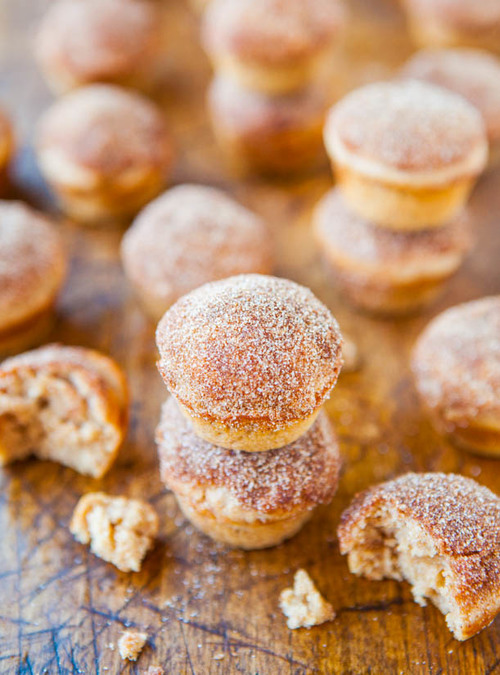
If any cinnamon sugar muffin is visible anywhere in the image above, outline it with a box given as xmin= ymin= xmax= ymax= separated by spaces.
xmin=156 ymin=397 xmax=341 ymax=549
xmin=412 ymin=297 xmax=500 ymax=456
xmin=35 ymin=0 xmax=164 ymax=94
xmin=403 ymin=0 xmax=500 ymax=56
xmin=401 ymin=48 xmax=500 ymax=168
xmin=324 ymin=81 xmax=488 ymax=230
xmin=202 ymin=0 xmax=345 ymax=94
xmin=36 ymin=85 xmax=174 ymax=224
xmin=0 ymin=201 xmax=66 ymax=355
xmin=156 ymin=274 xmax=343 ymax=452
xmin=314 ymin=188 xmax=472 ymax=315
xmin=121 ymin=185 xmax=273 ymax=320
xmin=338 ymin=473 xmax=500 ymax=641
xmin=208 ymin=76 xmax=328 ymax=176
xmin=0 ymin=345 xmax=128 ymax=477
xmin=0 ymin=107 xmax=13 ymax=194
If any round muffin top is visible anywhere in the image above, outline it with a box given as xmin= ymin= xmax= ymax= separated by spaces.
xmin=157 ymin=397 xmax=341 ymax=514
xmin=35 ymin=0 xmax=161 ymax=84
xmin=156 ymin=274 xmax=343 ymax=424
xmin=121 ymin=185 xmax=273 ymax=309
xmin=36 ymin=84 xmax=173 ymax=177
xmin=0 ymin=201 xmax=66 ymax=331
xmin=202 ymin=0 xmax=345 ymax=67
xmin=314 ymin=188 xmax=472 ymax=277
xmin=412 ymin=296 xmax=500 ymax=421
xmin=324 ymin=80 xmax=488 ymax=180
xmin=209 ymin=75 xmax=327 ymax=133
xmin=339 ymin=472 xmax=500 ymax=558
xmin=401 ymin=48 xmax=500 ymax=142
xmin=405 ymin=0 xmax=500 ymax=33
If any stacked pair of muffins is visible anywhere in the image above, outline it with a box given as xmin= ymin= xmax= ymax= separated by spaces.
xmin=154 ymin=274 xmax=343 ymax=549
xmin=202 ymin=0 xmax=345 ymax=176
xmin=314 ymin=80 xmax=488 ymax=315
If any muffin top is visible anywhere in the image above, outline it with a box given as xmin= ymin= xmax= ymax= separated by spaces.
xmin=401 ymin=48 xmax=500 ymax=142
xmin=314 ymin=187 xmax=472 ymax=278
xmin=157 ymin=397 xmax=341 ymax=514
xmin=0 ymin=201 xmax=66 ymax=331
xmin=412 ymin=296 xmax=500 ymax=421
xmin=36 ymin=84 xmax=173 ymax=178
xmin=156 ymin=274 xmax=343 ymax=424
xmin=35 ymin=0 xmax=162 ymax=85
xmin=121 ymin=185 xmax=273 ymax=310
xmin=203 ymin=0 xmax=345 ymax=67
xmin=324 ymin=80 xmax=488 ymax=183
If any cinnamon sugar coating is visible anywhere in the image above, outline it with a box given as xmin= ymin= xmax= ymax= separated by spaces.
xmin=156 ymin=274 xmax=343 ymax=427
xmin=156 ymin=397 xmax=341 ymax=514
xmin=121 ymin=185 xmax=273 ymax=315
xmin=412 ymin=297 xmax=500 ymax=444
xmin=0 ymin=201 xmax=66 ymax=334
xmin=202 ymin=0 xmax=345 ymax=67
xmin=325 ymin=80 xmax=487 ymax=173
xmin=339 ymin=472 xmax=500 ymax=640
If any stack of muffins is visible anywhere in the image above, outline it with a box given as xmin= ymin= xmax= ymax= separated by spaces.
xmin=201 ymin=0 xmax=346 ymax=176
xmin=154 ymin=274 xmax=343 ymax=549
xmin=314 ymin=79 xmax=488 ymax=315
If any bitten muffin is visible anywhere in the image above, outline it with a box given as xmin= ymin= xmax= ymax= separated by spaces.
xmin=70 ymin=492 xmax=158 ymax=572
xmin=208 ymin=76 xmax=329 ymax=176
xmin=313 ymin=188 xmax=472 ymax=316
xmin=338 ymin=472 xmax=500 ymax=641
xmin=156 ymin=397 xmax=341 ymax=549
xmin=156 ymin=274 xmax=343 ymax=452
xmin=403 ymin=0 xmax=500 ymax=56
xmin=412 ymin=297 xmax=500 ymax=457
xmin=121 ymin=184 xmax=273 ymax=320
xmin=401 ymin=48 xmax=500 ymax=168
xmin=0 ymin=344 xmax=128 ymax=477
xmin=324 ymin=80 xmax=488 ymax=230
xmin=0 ymin=201 xmax=66 ymax=356
xmin=36 ymin=85 xmax=174 ymax=224
xmin=35 ymin=0 xmax=164 ymax=94
xmin=0 ymin=107 xmax=14 ymax=193
xmin=202 ymin=0 xmax=345 ymax=94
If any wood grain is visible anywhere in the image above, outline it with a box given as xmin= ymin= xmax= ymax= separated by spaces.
xmin=1 ymin=1 xmax=499 ymax=673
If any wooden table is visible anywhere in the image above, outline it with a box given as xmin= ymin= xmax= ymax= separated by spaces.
xmin=1 ymin=1 xmax=499 ymax=673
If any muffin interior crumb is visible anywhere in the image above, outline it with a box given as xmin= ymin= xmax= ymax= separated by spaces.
xmin=279 ymin=569 xmax=335 ymax=629
xmin=118 ymin=629 xmax=148 ymax=661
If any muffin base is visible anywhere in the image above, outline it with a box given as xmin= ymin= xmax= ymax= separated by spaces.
xmin=178 ymin=402 xmax=320 ymax=452
xmin=176 ymin=494 xmax=313 ymax=549
xmin=407 ymin=16 xmax=500 ymax=57
xmin=334 ymin=164 xmax=475 ymax=230
xmin=431 ymin=414 xmax=500 ymax=458
xmin=0 ymin=307 xmax=54 ymax=359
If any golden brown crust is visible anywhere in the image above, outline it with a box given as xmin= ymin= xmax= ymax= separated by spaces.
xmin=35 ymin=0 xmax=163 ymax=91
xmin=338 ymin=472 xmax=500 ymax=640
xmin=412 ymin=297 xmax=500 ymax=439
xmin=156 ymin=397 xmax=341 ymax=515
xmin=121 ymin=185 xmax=273 ymax=316
xmin=0 ymin=201 xmax=66 ymax=334
xmin=156 ymin=274 xmax=343 ymax=427
xmin=202 ymin=0 xmax=345 ymax=68
xmin=404 ymin=0 xmax=500 ymax=36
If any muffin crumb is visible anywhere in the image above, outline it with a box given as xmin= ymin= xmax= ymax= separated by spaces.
xmin=279 ymin=569 xmax=335 ymax=629
xmin=118 ymin=630 xmax=148 ymax=661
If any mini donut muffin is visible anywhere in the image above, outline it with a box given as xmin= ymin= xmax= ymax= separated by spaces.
xmin=313 ymin=188 xmax=472 ymax=316
xmin=156 ymin=397 xmax=341 ymax=549
xmin=412 ymin=297 xmax=500 ymax=457
xmin=0 ymin=344 xmax=128 ymax=477
xmin=338 ymin=472 xmax=500 ymax=641
xmin=202 ymin=0 xmax=345 ymax=95
xmin=34 ymin=0 xmax=164 ymax=94
xmin=35 ymin=84 xmax=174 ymax=224
xmin=0 ymin=107 xmax=14 ymax=194
xmin=324 ymin=80 xmax=488 ymax=230
xmin=121 ymin=185 xmax=273 ymax=320
xmin=401 ymin=48 xmax=500 ymax=168
xmin=403 ymin=0 xmax=500 ymax=56
xmin=156 ymin=274 xmax=343 ymax=452
xmin=208 ymin=76 xmax=329 ymax=176
xmin=0 ymin=201 xmax=66 ymax=356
